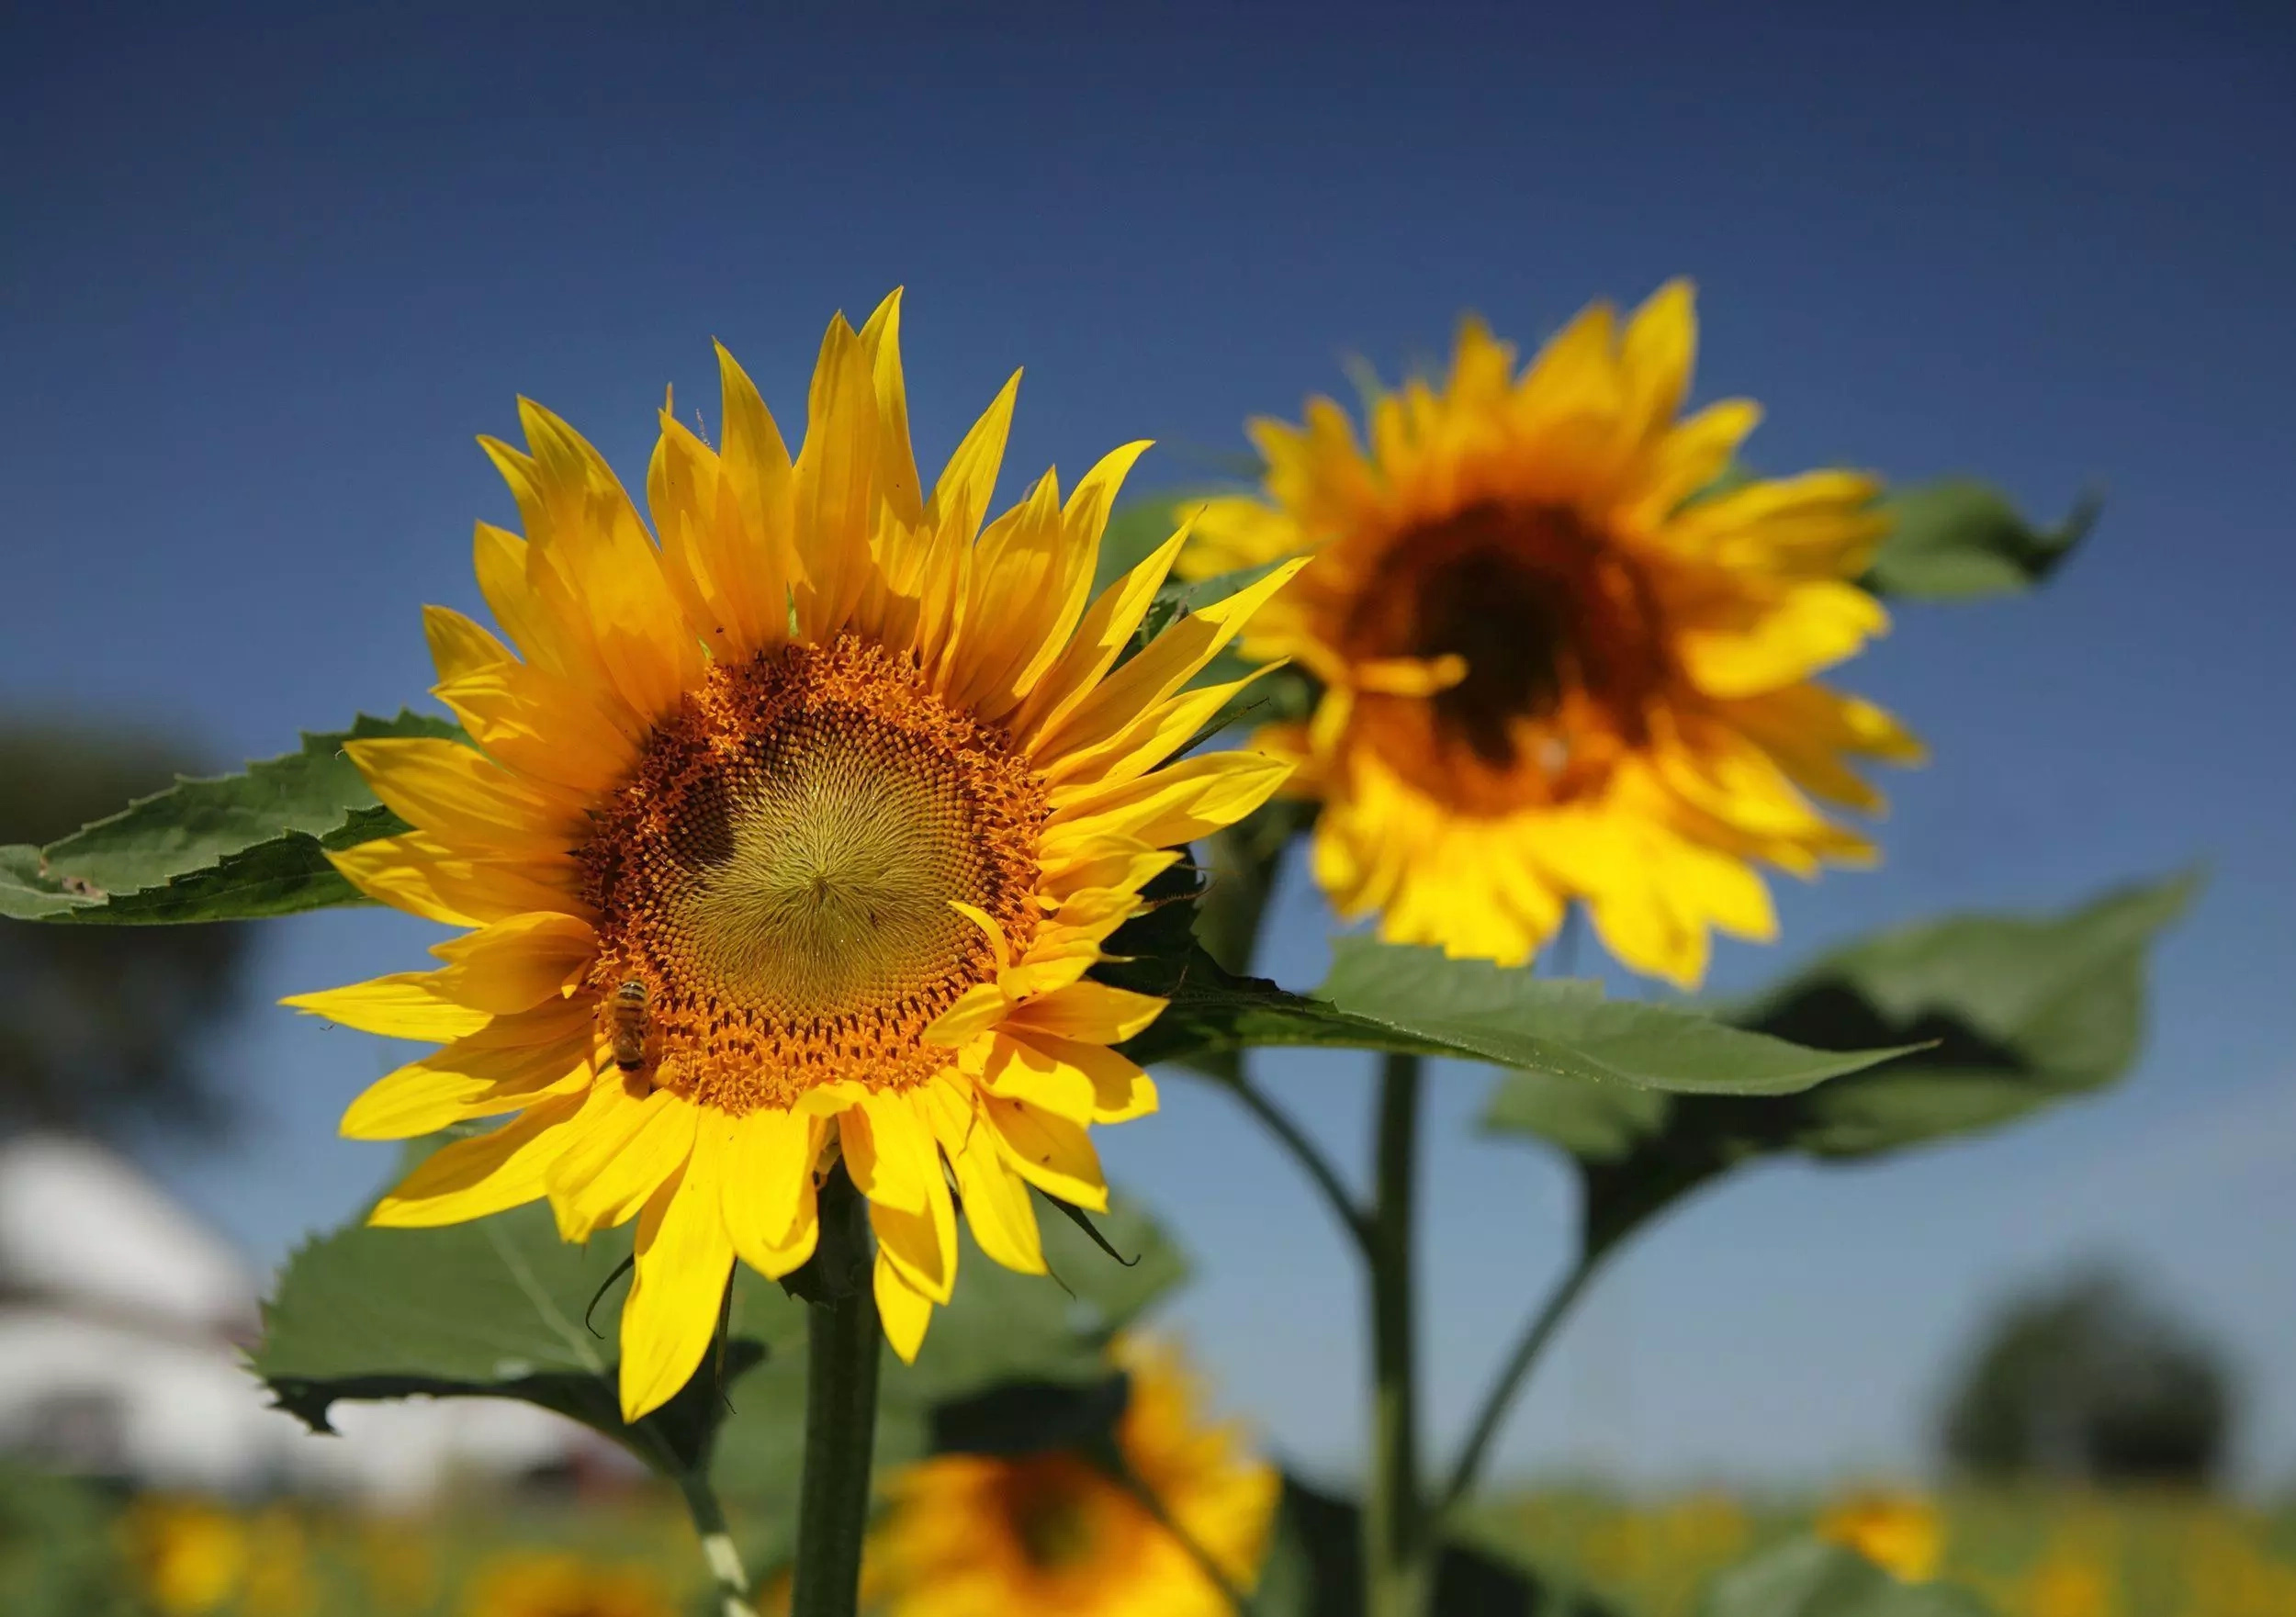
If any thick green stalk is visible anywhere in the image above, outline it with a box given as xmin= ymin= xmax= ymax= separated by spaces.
xmin=1365 ymin=1050 xmax=1429 ymax=1617
xmin=790 ymin=1170 xmax=882 ymax=1617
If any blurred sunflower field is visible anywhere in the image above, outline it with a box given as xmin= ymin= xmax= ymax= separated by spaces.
xmin=15 ymin=1468 xmax=2294 ymax=1617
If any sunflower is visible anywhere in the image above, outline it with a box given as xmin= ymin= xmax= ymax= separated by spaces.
xmin=871 ymin=1339 xmax=1278 ymax=1617
xmin=285 ymin=293 xmax=1299 ymax=1419
xmin=1817 ymin=1491 xmax=1943 ymax=1582
xmin=1179 ymin=282 xmax=1921 ymax=986
xmin=459 ymin=1552 xmax=678 ymax=1617
xmin=122 ymin=1497 xmax=248 ymax=1617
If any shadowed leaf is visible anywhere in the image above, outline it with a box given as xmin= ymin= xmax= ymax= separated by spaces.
xmin=1866 ymin=479 xmax=2099 ymax=601
xmin=1103 ymin=877 xmax=1915 ymax=1098
xmin=1484 ymin=875 xmax=2194 ymax=1254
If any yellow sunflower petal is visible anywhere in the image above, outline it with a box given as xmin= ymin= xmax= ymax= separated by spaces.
xmin=471 ymin=521 xmax=598 ymax=689
xmin=1000 ymin=981 xmax=1164 ymax=1045
xmin=920 ymin=1074 xmax=1046 ymax=1275
xmin=1030 ymin=558 xmax=1308 ymax=765
xmin=433 ymin=659 xmax=639 ymax=795
xmin=422 ymin=604 xmax=512 ymax=684
xmin=1177 ymin=495 xmax=1308 ymax=581
xmin=974 ymin=1033 xmax=1096 ymax=1123
xmin=1008 ymin=529 xmax=1189 ymax=745
xmin=873 ymin=1249 xmax=934 ymax=1364
xmin=547 ymin=1084 xmax=698 ymax=1241
xmin=869 ymin=1120 xmax=958 ymax=1305
xmin=1005 ymin=1028 xmax=1159 ymax=1124
xmin=1042 ymin=749 xmax=1294 ymax=855
xmin=501 ymin=399 xmax=706 ymax=722
xmin=346 ymin=737 xmax=585 ymax=855
xmin=340 ymin=1001 xmax=594 ymax=1140
xmin=793 ymin=309 xmax=895 ymax=641
xmin=618 ymin=1145 xmax=735 ymax=1421
xmin=326 ymin=832 xmax=587 ymax=929
xmin=720 ymin=1107 xmax=820 ymax=1272
xmin=1676 ymin=579 xmax=1891 ymax=698
xmin=983 ymin=1094 xmax=1109 ymax=1211
xmin=929 ymin=370 xmax=1021 ymax=544
xmin=423 ymin=911 xmax=596 ymax=1016
xmin=280 ymin=973 xmax=491 ymax=1041
xmin=839 ymin=1090 xmax=938 ymax=1216
xmin=367 ymin=1089 xmax=588 ymax=1228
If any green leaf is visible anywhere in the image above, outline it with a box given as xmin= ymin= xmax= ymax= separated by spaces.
xmin=1866 ymin=479 xmax=2100 ymax=601
xmin=1483 ymin=874 xmax=2194 ymax=1254
xmin=1255 ymin=1475 xmax=1620 ymax=1617
xmin=1105 ymin=892 xmax=1915 ymax=1098
xmin=253 ymin=1198 xmax=793 ymax=1479
xmin=1697 ymin=1539 xmax=1998 ymax=1617
xmin=0 ymin=711 xmax=459 ymax=925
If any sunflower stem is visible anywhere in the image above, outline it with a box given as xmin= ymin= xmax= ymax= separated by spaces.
xmin=1365 ymin=1050 xmax=1430 ymax=1617
xmin=675 ymin=1470 xmax=759 ymax=1617
xmin=1229 ymin=1073 xmax=1371 ymax=1252
xmin=790 ymin=1167 xmax=881 ymax=1617
xmin=1435 ymin=1242 xmax=1604 ymax=1522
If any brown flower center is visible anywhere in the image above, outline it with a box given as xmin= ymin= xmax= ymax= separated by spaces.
xmin=1003 ymin=1459 xmax=1104 ymax=1570
xmin=1341 ymin=501 xmax=1670 ymax=814
xmin=580 ymin=638 xmax=1046 ymax=1113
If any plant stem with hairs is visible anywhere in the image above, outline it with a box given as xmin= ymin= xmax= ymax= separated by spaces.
xmin=790 ymin=1166 xmax=883 ymax=1617
xmin=1365 ymin=1050 xmax=1430 ymax=1617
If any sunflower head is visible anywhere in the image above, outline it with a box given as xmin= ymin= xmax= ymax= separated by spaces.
xmin=459 ymin=1552 xmax=679 ymax=1617
xmin=286 ymin=293 xmax=1299 ymax=1419
xmin=1182 ymin=282 xmax=1922 ymax=986
xmin=1817 ymin=1491 xmax=1944 ymax=1583
xmin=123 ymin=1498 xmax=249 ymax=1617
xmin=872 ymin=1339 xmax=1279 ymax=1617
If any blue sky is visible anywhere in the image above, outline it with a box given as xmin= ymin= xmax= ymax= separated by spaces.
xmin=5 ymin=5 xmax=2291 ymax=1488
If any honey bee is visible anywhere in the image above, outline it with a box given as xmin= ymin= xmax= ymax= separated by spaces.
xmin=608 ymin=979 xmax=650 ymax=1074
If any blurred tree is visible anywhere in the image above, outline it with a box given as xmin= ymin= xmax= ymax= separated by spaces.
xmin=0 ymin=722 xmax=250 ymax=1143
xmin=1939 ymin=1269 xmax=2234 ymax=1487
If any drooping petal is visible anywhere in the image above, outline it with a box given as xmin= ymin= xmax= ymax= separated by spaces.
xmin=839 ymin=1090 xmax=938 ymax=1215
xmin=919 ymin=1073 xmax=1045 ymax=1276
xmin=547 ymin=1084 xmax=699 ymax=1241
xmin=982 ymin=1093 xmax=1109 ymax=1211
xmin=720 ymin=1106 xmax=820 ymax=1273
xmin=874 ymin=1249 xmax=934 ymax=1364
xmin=618 ymin=1143 xmax=736 ymax=1420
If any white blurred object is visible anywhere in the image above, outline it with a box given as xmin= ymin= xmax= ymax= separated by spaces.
xmin=0 ymin=1133 xmax=608 ymax=1499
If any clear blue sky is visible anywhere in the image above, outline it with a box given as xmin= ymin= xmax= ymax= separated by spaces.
xmin=6 ymin=5 xmax=2291 ymax=1489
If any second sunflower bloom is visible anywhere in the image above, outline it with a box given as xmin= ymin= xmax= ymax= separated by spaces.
xmin=1182 ymin=282 xmax=1921 ymax=986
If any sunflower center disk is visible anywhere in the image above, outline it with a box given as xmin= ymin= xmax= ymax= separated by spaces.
xmin=1343 ymin=500 xmax=1669 ymax=815
xmin=1004 ymin=1460 xmax=1103 ymax=1570
xmin=581 ymin=639 xmax=1046 ymax=1113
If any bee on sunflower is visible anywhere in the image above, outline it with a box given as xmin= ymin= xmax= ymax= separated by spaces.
xmin=1179 ymin=282 xmax=1921 ymax=986
xmin=285 ymin=293 xmax=1300 ymax=1420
